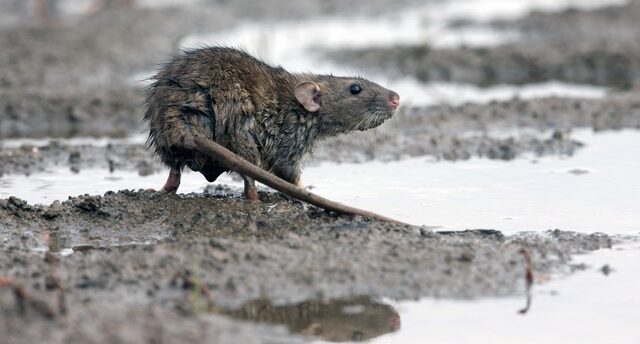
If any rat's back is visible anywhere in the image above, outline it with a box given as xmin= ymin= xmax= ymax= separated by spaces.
xmin=144 ymin=47 xmax=280 ymax=172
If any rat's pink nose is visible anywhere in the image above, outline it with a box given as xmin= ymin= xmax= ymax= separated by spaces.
xmin=389 ymin=91 xmax=400 ymax=109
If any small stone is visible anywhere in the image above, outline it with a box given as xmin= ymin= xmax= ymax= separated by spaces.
xmin=43 ymin=200 xmax=63 ymax=220
xmin=568 ymin=168 xmax=589 ymax=175
xmin=137 ymin=161 xmax=154 ymax=177
xmin=600 ymin=264 xmax=612 ymax=276
xmin=76 ymin=196 xmax=102 ymax=212
xmin=69 ymin=151 xmax=81 ymax=164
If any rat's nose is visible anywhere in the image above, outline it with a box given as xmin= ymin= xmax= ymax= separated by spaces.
xmin=389 ymin=91 xmax=400 ymax=109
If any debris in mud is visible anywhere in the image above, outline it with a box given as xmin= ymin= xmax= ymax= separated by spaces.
xmin=518 ymin=248 xmax=534 ymax=315
xmin=0 ymin=277 xmax=57 ymax=319
xmin=75 ymin=195 xmax=104 ymax=213
xmin=600 ymin=264 xmax=613 ymax=276
xmin=436 ymin=229 xmax=505 ymax=240
xmin=568 ymin=168 xmax=590 ymax=175
xmin=42 ymin=201 xmax=63 ymax=220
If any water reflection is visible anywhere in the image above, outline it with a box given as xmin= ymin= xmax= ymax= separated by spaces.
xmin=225 ymin=296 xmax=400 ymax=342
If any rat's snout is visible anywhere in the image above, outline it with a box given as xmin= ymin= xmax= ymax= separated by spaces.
xmin=388 ymin=91 xmax=400 ymax=110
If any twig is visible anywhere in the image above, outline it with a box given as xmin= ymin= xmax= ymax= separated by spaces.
xmin=518 ymin=249 xmax=534 ymax=315
xmin=0 ymin=276 xmax=56 ymax=318
xmin=189 ymin=134 xmax=410 ymax=225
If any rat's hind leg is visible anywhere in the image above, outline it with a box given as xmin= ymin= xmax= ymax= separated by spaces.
xmin=241 ymin=175 xmax=259 ymax=202
xmin=161 ymin=168 xmax=181 ymax=193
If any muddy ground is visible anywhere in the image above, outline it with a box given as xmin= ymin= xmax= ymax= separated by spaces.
xmin=1 ymin=1 xmax=639 ymax=343
xmin=0 ymin=192 xmax=614 ymax=343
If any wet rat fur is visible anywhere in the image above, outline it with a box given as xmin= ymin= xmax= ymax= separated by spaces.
xmin=144 ymin=47 xmax=400 ymax=200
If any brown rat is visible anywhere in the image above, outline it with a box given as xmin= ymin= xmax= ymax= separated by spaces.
xmin=144 ymin=47 xmax=400 ymax=201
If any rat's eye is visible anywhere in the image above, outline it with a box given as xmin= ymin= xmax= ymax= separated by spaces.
xmin=349 ymin=84 xmax=362 ymax=95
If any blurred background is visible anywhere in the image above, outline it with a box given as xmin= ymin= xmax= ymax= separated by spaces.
xmin=0 ymin=0 xmax=638 ymax=139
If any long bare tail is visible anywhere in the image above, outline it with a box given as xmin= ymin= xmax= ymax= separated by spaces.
xmin=188 ymin=134 xmax=410 ymax=226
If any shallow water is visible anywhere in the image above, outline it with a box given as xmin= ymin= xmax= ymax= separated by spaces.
xmin=388 ymin=80 xmax=607 ymax=107
xmin=360 ymin=243 xmax=640 ymax=344
xmin=2 ymin=129 xmax=638 ymax=235
xmin=306 ymin=130 xmax=640 ymax=234
xmin=200 ymin=242 xmax=640 ymax=344
xmin=0 ymin=167 xmax=227 ymax=205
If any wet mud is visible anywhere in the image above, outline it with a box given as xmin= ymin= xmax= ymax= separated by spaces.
xmin=0 ymin=191 xmax=613 ymax=343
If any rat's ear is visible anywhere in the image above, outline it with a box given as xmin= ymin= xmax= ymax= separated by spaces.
xmin=294 ymin=81 xmax=322 ymax=112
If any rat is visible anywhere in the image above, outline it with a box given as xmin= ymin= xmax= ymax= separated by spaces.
xmin=144 ymin=47 xmax=400 ymax=201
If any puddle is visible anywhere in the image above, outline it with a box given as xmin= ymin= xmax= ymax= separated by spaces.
xmin=366 ymin=243 xmax=640 ymax=344
xmin=223 ymin=296 xmax=400 ymax=342
xmin=392 ymin=80 xmax=607 ymax=107
xmin=0 ymin=168 xmax=241 ymax=205
xmin=2 ymin=130 xmax=638 ymax=234
xmin=180 ymin=4 xmax=515 ymax=54
xmin=209 ymin=242 xmax=639 ymax=344
xmin=305 ymin=130 xmax=640 ymax=234
xmin=182 ymin=0 xmax=629 ymax=52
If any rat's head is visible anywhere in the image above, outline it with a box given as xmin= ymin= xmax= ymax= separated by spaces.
xmin=293 ymin=75 xmax=400 ymax=135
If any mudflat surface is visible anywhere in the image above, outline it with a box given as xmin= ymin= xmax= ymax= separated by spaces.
xmin=0 ymin=191 xmax=613 ymax=343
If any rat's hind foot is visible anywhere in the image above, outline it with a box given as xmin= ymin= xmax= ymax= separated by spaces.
xmin=161 ymin=168 xmax=181 ymax=193
xmin=242 ymin=175 xmax=259 ymax=202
